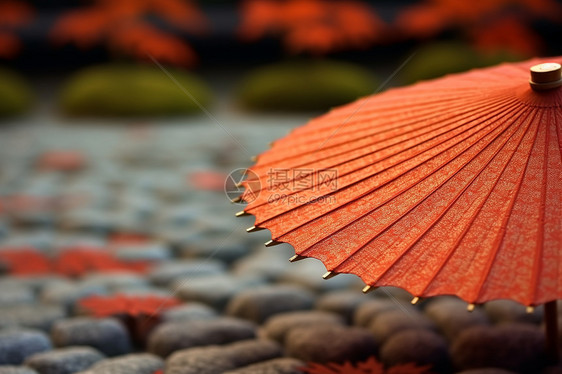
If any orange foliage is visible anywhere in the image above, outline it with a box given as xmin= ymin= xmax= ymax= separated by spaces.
xmin=0 ymin=0 xmax=34 ymax=27
xmin=470 ymin=15 xmax=543 ymax=57
xmin=0 ymin=31 xmax=21 ymax=59
xmin=0 ymin=0 xmax=34 ymax=58
xmin=109 ymin=22 xmax=197 ymax=66
xmin=396 ymin=0 xmax=561 ymax=55
xmin=238 ymin=0 xmax=384 ymax=55
xmin=51 ymin=0 xmax=206 ymax=66
xmin=302 ymin=356 xmax=433 ymax=374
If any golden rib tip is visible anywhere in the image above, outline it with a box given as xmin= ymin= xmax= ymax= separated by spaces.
xmin=411 ymin=297 xmax=420 ymax=305
xmin=362 ymin=285 xmax=374 ymax=294
xmin=235 ymin=181 xmax=244 ymax=188
xmin=264 ymin=240 xmax=281 ymax=247
xmin=230 ymin=196 xmax=243 ymax=204
xmin=246 ymin=226 xmax=264 ymax=233
xmin=467 ymin=303 xmax=476 ymax=312
xmin=268 ymin=141 xmax=275 ymax=147
xmin=235 ymin=211 xmax=250 ymax=217
xmin=322 ymin=271 xmax=338 ymax=280
xmin=250 ymin=155 xmax=258 ymax=162
xmin=526 ymin=306 xmax=535 ymax=314
xmin=289 ymin=254 xmax=306 ymax=262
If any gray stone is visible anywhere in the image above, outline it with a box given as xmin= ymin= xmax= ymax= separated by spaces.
xmin=424 ymin=297 xmax=490 ymax=340
xmin=263 ymin=311 xmax=344 ymax=343
xmin=484 ymin=300 xmax=542 ymax=324
xmin=368 ymin=309 xmax=436 ymax=344
xmin=278 ymin=261 xmax=360 ymax=292
xmin=161 ymin=303 xmax=217 ymax=323
xmin=147 ymin=317 xmax=257 ymax=357
xmin=315 ymin=291 xmax=366 ymax=324
xmin=353 ymin=298 xmax=406 ymax=327
xmin=285 ymin=325 xmax=377 ymax=364
xmin=51 ymin=318 xmax=132 ymax=357
xmin=0 ymin=367 xmax=39 ymax=374
xmin=76 ymin=353 xmax=163 ymax=374
xmin=80 ymin=273 xmax=148 ymax=292
xmin=40 ymin=282 xmax=106 ymax=309
xmin=149 ymin=260 xmax=225 ymax=287
xmin=0 ymin=305 xmax=66 ymax=331
xmin=379 ymin=329 xmax=450 ymax=373
xmin=173 ymin=275 xmax=263 ymax=310
xmin=451 ymin=323 xmax=546 ymax=372
xmin=165 ymin=339 xmax=282 ymax=374
xmin=0 ymin=285 xmax=35 ymax=306
xmin=231 ymin=248 xmax=292 ymax=281
xmin=179 ymin=238 xmax=250 ymax=264
xmin=226 ymin=286 xmax=315 ymax=323
xmin=223 ymin=358 xmax=306 ymax=374
xmin=114 ymin=243 xmax=171 ymax=262
xmin=25 ymin=347 xmax=104 ymax=374
xmin=0 ymin=329 xmax=51 ymax=365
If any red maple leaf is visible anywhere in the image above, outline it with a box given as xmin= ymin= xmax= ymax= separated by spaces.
xmin=79 ymin=294 xmax=181 ymax=318
xmin=53 ymin=249 xmax=149 ymax=277
xmin=0 ymin=248 xmax=51 ymax=276
xmin=302 ymin=357 xmax=433 ymax=374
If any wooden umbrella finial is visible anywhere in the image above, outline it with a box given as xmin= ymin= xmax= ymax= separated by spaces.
xmin=529 ymin=63 xmax=562 ymax=90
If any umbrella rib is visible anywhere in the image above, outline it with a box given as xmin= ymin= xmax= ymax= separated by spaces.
xmin=289 ymin=102 xmax=525 ymax=267
xmin=246 ymin=96 xmax=517 ymax=208
xmin=528 ymin=109 xmax=549 ymax=305
xmin=249 ymin=98 xmax=521 ymax=226
xmin=253 ymin=95 xmax=506 ymax=170
xmin=468 ymin=109 xmax=541 ymax=303
xmin=417 ymin=108 xmax=539 ymax=301
xmin=287 ymin=92 xmax=483 ymax=140
xmin=328 ymin=105 xmax=533 ymax=282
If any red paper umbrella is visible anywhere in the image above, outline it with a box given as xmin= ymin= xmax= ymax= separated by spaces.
xmin=239 ymin=58 xmax=562 ymax=358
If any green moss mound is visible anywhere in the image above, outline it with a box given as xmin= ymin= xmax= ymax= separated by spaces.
xmin=400 ymin=42 xmax=525 ymax=85
xmin=60 ymin=64 xmax=212 ymax=117
xmin=0 ymin=68 xmax=33 ymax=117
xmin=237 ymin=60 xmax=378 ymax=112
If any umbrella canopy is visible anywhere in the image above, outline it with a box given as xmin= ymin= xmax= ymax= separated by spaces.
xmin=239 ymin=57 xmax=562 ymax=309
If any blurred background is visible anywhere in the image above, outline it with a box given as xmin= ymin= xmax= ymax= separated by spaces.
xmin=0 ymin=0 xmax=561 ymax=286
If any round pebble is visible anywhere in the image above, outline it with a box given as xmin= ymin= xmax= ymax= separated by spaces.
xmin=223 ymin=357 xmax=306 ymax=374
xmin=368 ymin=309 xmax=436 ymax=344
xmin=173 ymin=275 xmax=262 ymax=310
xmin=147 ymin=317 xmax=257 ymax=357
xmin=451 ymin=323 xmax=546 ymax=372
xmin=149 ymin=260 xmax=225 ymax=287
xmin=0 ymin=367 xmax=39 ymax=374
xmin=51 ymin=317 xmax=132 ymax=357
xmin=24 ymin=346 xmax=104 ymax=374
xmin=75 ymin=353 xmax=163 ymax=374
xmin=165 ymin=339 xmax=282 ymax=374
xmin=226 ymin=285 xmax=315 ymax=323
xmin=484 ymin=300 xmax=543 ymax=325
xmin=424 ymin=297 xmax=490 ymax=341
xmin=0 ymin=329 xmax=52 ymax=365
xmin=263 ymin=311 xmax=344 ymax=343
xmin=285 ymin=325 xmax=377 ymax=364
xmin=379 ymin=329 xmax=450 ymax=373
xmin=161 ymin=303 xmax=217 ymax=322
xmin=0 ymin=305 xmax=66 ymax=331
xmin=352 ymin=298 xmax=405 ymax=327
xmin=315 ymin=291 xmax=366 ymax=323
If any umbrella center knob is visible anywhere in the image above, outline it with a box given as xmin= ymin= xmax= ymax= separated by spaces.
xmin=529 ymin=63 xmax=562 ymax=90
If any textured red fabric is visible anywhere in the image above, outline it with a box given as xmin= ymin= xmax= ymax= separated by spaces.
xmin=241 ymin=57 xmax=562 ymax=306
